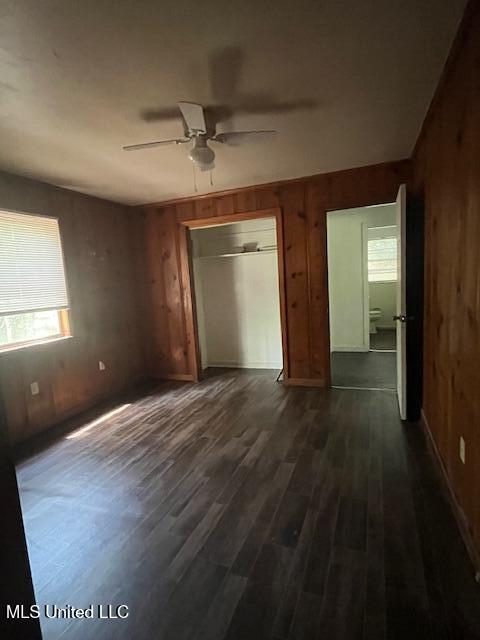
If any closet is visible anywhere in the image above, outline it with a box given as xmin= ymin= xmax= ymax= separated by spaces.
xmin=191 ymin=217 xmax=283 ymax=372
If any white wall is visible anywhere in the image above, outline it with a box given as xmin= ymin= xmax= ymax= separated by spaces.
xmin=192 ymin=219 xmax=282 ymax=369
xmin=327 ymin=204 xmax=396 ymax=351
xmin=193 ymin=218 xmax=277 ymax=257
xmin=369 ymin=282 xmax=396 ymax=328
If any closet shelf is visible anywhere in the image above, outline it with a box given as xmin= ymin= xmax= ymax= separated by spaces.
xmin=197 ymin=248 xmax=277 ymax=259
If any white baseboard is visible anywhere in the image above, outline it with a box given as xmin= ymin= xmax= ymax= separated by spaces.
xmin=331 ymin=346 xmax=369 ymax=353
xmin=206 ymin=361 xmax=283 ymax=370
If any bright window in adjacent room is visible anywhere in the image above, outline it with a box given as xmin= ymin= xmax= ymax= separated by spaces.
xmin=0 ymin=210 xmax=71 ymax=350
xmin=367 ymin=225 xmax=397 ymax=282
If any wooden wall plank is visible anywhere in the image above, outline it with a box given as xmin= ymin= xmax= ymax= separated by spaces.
xmin=194 ymin=198 xmax=215 ymax=219
xmin=177 ymin=225 xmax=200 ymax=381
xmin=234 ymin=190 xmax=256 ymax=213
xmin=305 ymin=179 xmax=329 ymax=382
xmin=255 ymin=187 xmax=280 ymax=210
xmin=140 ymin=160 xmax=409 ymax=385
xmin=158 ymin=207 xmax=189 ymax=375
xmin=280 ymin=183 xmax=310 ymax=379
xmin=214 ymin=194 xmax=235 ymax=217
xmin=0 ymin=358 xmax=28 ymax=441
xmin=0 ymin=170 xmax=145 ymax=444
xmin=176 ymin=201 xmax=196 ymax=222
xmin=143 ymin=207 xmax=172 ymax=375
xmin=413 ymin=0 xmax=480 ymax=561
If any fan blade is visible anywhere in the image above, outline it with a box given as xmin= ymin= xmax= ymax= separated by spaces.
xmin=178 ymin=102 xmax=207 ymax=135
xmin=212 ymin=130 xmax=276 ymax=144
xmin=123 ymin=138 xmax=189 ymax=151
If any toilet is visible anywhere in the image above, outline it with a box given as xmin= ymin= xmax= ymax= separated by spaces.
xmin=369 ymin=308 xmax=382 ymax=334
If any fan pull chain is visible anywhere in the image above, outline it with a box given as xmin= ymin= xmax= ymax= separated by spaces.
xmin=192 ymin=162 xmax=198 ymax=193
xmin=210 ymin=171 xmax=214 ymax=187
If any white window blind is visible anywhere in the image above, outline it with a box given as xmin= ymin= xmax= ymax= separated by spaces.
xmin=0 ymin=210 xmax=69 ymax=316
xmin=367 ymin=236 xmax=397 ymax=282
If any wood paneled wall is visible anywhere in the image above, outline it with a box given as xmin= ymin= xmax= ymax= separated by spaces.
xmin=138 ymin=160 xmax=410 ymax=385
xmin=0 ymin=171 xmax=145 ymax=444
xmin=413 ymin=1 xmax=480 ymax=562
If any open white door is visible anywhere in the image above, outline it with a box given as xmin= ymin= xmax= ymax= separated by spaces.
xmin=395 ymin=184 xmax=407 ymax=419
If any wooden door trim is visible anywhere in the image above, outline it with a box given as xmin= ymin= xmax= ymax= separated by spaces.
xmin=177 ymin=224 xmax=201 ymax=382
xmin=180 ymin=207 xmax=290 ymax=382
xmin=180 ymin=208 xmax=280 ymax=229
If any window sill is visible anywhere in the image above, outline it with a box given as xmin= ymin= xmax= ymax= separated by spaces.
xmin=0 ymin=335 xmax=73 ymax=355
xmin=368 ymin=280 xmax=398 ymax=284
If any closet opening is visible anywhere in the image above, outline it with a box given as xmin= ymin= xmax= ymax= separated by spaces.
xmin=181 ymin=208 xmax=288 ymax=383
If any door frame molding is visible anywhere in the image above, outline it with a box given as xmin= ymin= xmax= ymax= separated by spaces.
xmin=178 ymin=207 xmax=290 ymax=383
xmin=361 ymin=222 xmax=371 ymax=351
xmin=325 ymin=201 xmax=399 ymax=388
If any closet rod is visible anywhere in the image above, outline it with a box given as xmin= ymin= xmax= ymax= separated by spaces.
xmin=197 ymin=249 xmax=277 ymax=259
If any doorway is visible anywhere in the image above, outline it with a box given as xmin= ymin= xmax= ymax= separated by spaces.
xmin=327 ymin=202 xmax=398 ymax=392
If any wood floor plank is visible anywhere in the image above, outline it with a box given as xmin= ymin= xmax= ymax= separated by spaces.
xmin=156 ymin=555 xmax=227 ymax=640
xmin=231 ymin=461 xmax=294 ymax=577
xmin=269 ymin=491 xmax=309 ymax=549
xmin=194 ymin=573 xmax=248 ymax=640
xmin=13 ymin=370 xmax=480 ymax=640
xmin=381 ymin=392 xmax=433 ymax=640
xmin=334 ymin=496 xmax=368 ymax=551
xmin=316 ymin=545 xmax=367 ymax=640
xmin=272 ymin=507 xmax=319 ymax=638
xmin=224 ymin=542 xmax=294 ymax=640
xmin=287 ymin=590 xmax=322 ymax=640
xmin=364 ymin=393 xmax=387 ymax=640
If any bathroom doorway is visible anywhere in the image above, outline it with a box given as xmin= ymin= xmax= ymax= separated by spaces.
xmin=367 ymin=224 xmax=397 ymax=353
xmin=326 ymin=202 xmax=398 ymax=391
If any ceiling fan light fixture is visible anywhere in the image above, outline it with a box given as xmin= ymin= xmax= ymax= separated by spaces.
xmin=197 ymin=160 xmax=215 ymax=172
xmin=122 ymin=102 xmax=277 ymax=176
xmin=189 ymin=136 xmax=215 ymax=172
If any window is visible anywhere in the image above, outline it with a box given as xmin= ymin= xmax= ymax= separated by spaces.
xmin=367 ymin=226 xmax=397 ymax=282
xmin=0 ymin=210 xmax=70 ymax=350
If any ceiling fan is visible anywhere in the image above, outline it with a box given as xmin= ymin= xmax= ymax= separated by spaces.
xmin=123 ymin=101 xmax=276 ymax=172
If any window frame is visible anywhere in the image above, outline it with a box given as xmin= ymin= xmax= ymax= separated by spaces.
xmin=0 ymin=208 xmax=72 ymax=353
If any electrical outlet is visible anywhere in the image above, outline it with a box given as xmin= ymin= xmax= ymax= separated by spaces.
xmin=98 ymin=361 xmax=106 ymax=371
xmin=459 ymin=436 xmax=466 ymax=464
xmin=30 ymin=382 xmax=39 ymax=396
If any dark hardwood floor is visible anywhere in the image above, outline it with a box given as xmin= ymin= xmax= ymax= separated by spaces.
xmin=15 ymin=369 xmax=480 ymax=640
xmin=331 ymin=351 xmax=396 ymax=389
xmin=370 ymin=329 xmax=396 ymax=351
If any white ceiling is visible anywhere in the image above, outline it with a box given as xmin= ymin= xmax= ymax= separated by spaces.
xmin=0 ymin=0 xmax=466 ymax=205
